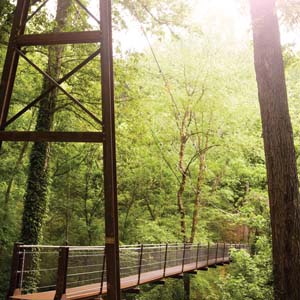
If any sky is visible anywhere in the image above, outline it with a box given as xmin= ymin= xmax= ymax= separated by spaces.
xmin=119 ymin=0 xmax=251 ymax=52
xmin=39 ymin=0 xmax=300 ymax=53
xmin=43 ymin=0 xmax=252 ymax=52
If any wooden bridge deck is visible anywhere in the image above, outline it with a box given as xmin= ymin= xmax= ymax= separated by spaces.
xmin=10 ymin=258 xmax=228 ymax=300
xmin=7 ymin=243 xmax=247 ymax=300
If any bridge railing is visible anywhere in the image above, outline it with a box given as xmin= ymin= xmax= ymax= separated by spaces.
xmin=7 ymin=242 xmax=249 ymax=299
xmin=67 ymin=246 xmax=106 ymax=289
xmin=7 ymin=244 xmax=60 ymax=296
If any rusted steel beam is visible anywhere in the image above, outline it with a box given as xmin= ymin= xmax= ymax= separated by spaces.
xmin=54 ymin=247 xmax=69 ymax=300
xmin=0 ymin=131 xmax=104 ymax=143
xmin=100 ymin=0 xmax=121 ymax=299
xmin=16 ymin=31 xmax=102 ymax=46
xmin=0 ymin=0 xmax=31 ymax=149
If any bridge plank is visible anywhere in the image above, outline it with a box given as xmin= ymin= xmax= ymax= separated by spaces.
xmin=10 ymin=257 xmax=230 ymax=300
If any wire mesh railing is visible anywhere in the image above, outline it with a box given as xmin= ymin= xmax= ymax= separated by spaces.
xmin=12 ymin=245 xmax=60 ymax=294
xmin=7 ymin=242 xmax=249 ymax=299
xmin=67 ymin=246 xmax=106 ymax=289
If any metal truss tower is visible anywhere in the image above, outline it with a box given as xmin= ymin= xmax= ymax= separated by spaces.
xmin=0 ymin=0 xmax=121 ymax=299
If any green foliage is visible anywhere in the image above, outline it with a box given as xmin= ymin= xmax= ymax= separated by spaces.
xmin=0 ymin=0 xmax=13 ymax=44
xmin=139 ymin=280 xmax=183 ymax=300
xmin=4 ymin=0 xmax=300 ymax=299
xmin=219 ymin=237 xmax=273 ymax=300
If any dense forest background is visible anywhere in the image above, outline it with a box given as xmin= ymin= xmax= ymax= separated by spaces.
xmin=0 ymin=0 xmax=299 ymax=299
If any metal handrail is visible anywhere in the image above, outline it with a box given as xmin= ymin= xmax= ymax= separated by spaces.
xmin=7 ymin=242 xmax=250 ymax=299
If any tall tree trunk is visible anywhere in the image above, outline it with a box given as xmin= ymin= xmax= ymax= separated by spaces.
xmin=183 ymin=274 xmax=190 ymax=300
xmin=176 ymin=111 xmax=190 ymax=300
xmin=5 ymin=114 xmax=35 ymax=206
xmin=20 ymin=1 xmax=71 ymax=291
xmin=21 ymin=0 xmax=71 ymax=244
xmin=190 ymin=133 xmax=208 ymax=244
xmin=249 ymin=1 xmax=300 ymax=299
xmin=5 ymin=142 xmax=29 ymax=204
xmin=177 ymin=110 xmax=191 ymax=242
xmin=84 ymin=164 xmax=93 ymax=245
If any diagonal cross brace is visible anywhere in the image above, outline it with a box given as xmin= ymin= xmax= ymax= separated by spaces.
xmin=26 ymin=0 xmax=49 ymax=23
xmin=16 ymin=48 xmax=103 ymax=126
xmin=74 ymin=0 xmax=100 ymax=25
xmin=5 ymin=48 xmax=101 ymax=128
xmin=28 ymin=0 xmax=100 ymax=28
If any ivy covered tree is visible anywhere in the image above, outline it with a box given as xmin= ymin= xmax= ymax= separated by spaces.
xmin=2 ymin=0 xmax=300 ymax=299
xmin=21 ymin=0 xmax=72 ymax=246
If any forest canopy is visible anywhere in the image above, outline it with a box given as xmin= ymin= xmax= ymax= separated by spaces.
xmin=1 ymin=0 xmax=300 ymax=299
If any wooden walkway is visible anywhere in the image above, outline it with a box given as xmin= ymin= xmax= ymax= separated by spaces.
xmin=7 ymin=243 xmax=247 ymax=300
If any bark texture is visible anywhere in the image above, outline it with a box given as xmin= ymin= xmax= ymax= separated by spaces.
xmin=190 ymin=132 xmax=208 ymax=243
xmin=183 ymin=273 xmax=190 ymax=300
xmin=177 ymin=110 xmax=191 ymax=242
xmin=250 ymin=1 xmax=300 ymax=299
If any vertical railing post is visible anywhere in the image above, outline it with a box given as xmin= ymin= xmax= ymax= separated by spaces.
xmin=160 ymin=243 xmax=162 ymax=269
xmin=215 ymin=242 xmax=219 ymax=265
xmin=182 ymin=243 xmax=186 ymax=273
xmin=163 ymin=244 xmax=168 ymax=277
xmin=223 ymin=242 xmax=226 ymax=262
xmin=6 ymin=243 xmax=24 ymax=300
xmin=100 ymin=251 xmax=106 ymax=295
xmin=54 ymin=246 xmax=69 ymax=300
xmin=206 ymin=242 xmax=210 ymax=267
xmin=137 ymin=244 xmax=144 ymax=285
xmin=19 ymin=247 xmax=26 ymax=293
xmin=196 ymin=243 xmax=200 ymax=269
xmin=176 ymin=243 xmax=178 ymax=265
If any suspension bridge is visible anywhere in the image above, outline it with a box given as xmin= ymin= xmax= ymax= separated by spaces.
xmin=7 ymin=242 xmax=248 ymax=300
xmin=1 ymin=1 xmax=251 ymax=300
